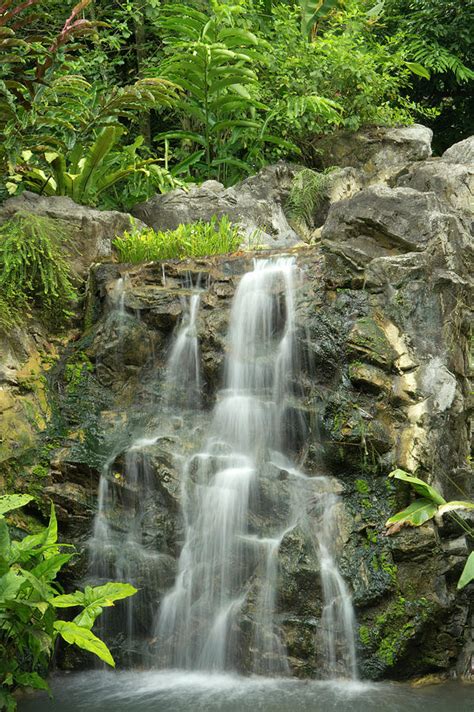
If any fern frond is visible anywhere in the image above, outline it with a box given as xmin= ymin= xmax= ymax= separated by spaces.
xmin=286 ymin=167 xmax=335 ymax=226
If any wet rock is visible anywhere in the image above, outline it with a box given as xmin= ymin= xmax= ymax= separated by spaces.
xmin=348 ymin=362 xmax=392 ymax=394
xmin=346 ymin=317 xmax=396 ymax=371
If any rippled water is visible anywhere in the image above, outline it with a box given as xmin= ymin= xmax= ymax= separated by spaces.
xmin=18 ymin=671 xmax=473 ymax=712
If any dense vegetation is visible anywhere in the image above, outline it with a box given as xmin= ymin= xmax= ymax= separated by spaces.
xmin=0 ymin=494 xmax=136 ymax=710
xmin=1 ymin=0 xmax=472 ymax=210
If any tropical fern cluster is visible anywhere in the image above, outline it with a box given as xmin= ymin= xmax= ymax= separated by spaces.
xmin=286 ymin=167 xmax=335 ymax=229
xmin=0 ymin=213 xmax=76 ymax=330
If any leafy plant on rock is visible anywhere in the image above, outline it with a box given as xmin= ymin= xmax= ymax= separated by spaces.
xmin=113 ymin=215 xmax=243 ymax=263
xmin=0 ymin=493 xmax=136 ymax=711
xmin=0 ymin=213 xmax=76 ymax=330
xmin=385 ymin=469 xmax=474 ymax=590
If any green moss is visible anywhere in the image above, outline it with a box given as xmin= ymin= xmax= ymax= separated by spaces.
xmin=355 ymin=478 xmax=369 ymax=494
xmin=362 ymin=596 xmax=433 ymax=669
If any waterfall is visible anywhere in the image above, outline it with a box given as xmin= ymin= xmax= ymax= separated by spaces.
xmin=88 ymin=259 xmax=357 ymax=678
xmin=164 ymin=292 xmax=201 ymax=409
xmin=155 ymin=257 xmax=357 ymax=678
xmin=87 ymin=282 xmax=202 ymax=662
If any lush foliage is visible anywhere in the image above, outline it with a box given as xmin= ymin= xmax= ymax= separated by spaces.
xmin=1 ymin=0 xmax=471 ymax=204
xmin=113 ymin=215 xmax=243 ymax=262
xmin=385 ymin=469 xmax=474 ymax=590
xmin=379 ymin=0 xmax=474 ymax=150
xmin=0 ymin=493 xmax=136 ymax=711
xmin=0 ymin=213 xmax=76 ymax=330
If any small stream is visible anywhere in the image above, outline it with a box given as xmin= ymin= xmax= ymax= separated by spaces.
xmin=18 ymin=671 xmax=473 ymax=712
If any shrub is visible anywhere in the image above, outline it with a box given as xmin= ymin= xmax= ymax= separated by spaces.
xmin=113 ymin=215 xmax=243 ymax=262
xmin=0 ymin=493 xmax=136 ymax=711
xmin=0 ymin=213 xmax=76 ymax=330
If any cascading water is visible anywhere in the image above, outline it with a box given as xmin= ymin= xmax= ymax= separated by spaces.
xmin=155 ymin=257 xmax=358 ymax=679
xmin=88 ymin=259 xmax=357 ymax=678
xmin=87 ymin=281 xmax=203 ymax=662
xmin=164 ymin=292 xmax=201 ymax=409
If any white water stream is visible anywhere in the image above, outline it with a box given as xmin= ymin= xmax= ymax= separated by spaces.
xmin=88 ymin=259 xmax=357 ymax=679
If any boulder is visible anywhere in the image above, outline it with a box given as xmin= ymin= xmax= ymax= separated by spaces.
xmin=442 ymin=135 xmax=474 ymax=164
xmin=398 ymin=159 xmax=474 ymax=215
xmin=0 ymin=191 xmax=141 ymax=278
xmin=321 ymin=184 xmax=473 ymax=278
xmin=312 ymin=124 xmax=433 ymax=181
xmin=132 ymin=162 xmax=301 ymax=248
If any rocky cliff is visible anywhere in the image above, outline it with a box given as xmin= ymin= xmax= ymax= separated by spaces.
xmin=0 ymin=125 xmax=472 ymax=680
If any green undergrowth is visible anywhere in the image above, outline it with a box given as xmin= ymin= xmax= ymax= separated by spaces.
xmin=0 ymin=213 xmax=76 ymax=330
xmin=113 ymin=215 xmax=243 ymax=263
xmin=286 ymin=167 xmax=335 ymax=229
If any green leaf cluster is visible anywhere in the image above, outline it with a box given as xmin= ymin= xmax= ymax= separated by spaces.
xmin=386 ymin=469 xmax=474 ymax=590
xmin=0 ymin=493 xmax=136 ymax=711
xmin=0 ymin=213 xmax=76 ymax=331
xmin=113 ymin=215 xmax=244 ymax=263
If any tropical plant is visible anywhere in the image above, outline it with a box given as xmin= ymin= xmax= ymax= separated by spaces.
xmin=5 ymin=73 xmax=181 ymax=205
xmin=113 ymin=215 xmax=243 ymax=262
xmin=286 ymin=167 xmax=335 ymax=229
xmin=385 ymin=469 xmax=474 ymax=590
xmin=256 ymin=1 xmax=432 ymax=163
xmin=0 ymin=213 xmax=76 ymax=330
xmin=0 ymin=0 xmax=180 ymax=205
xmin=151 ymin=2 xmax=295 ymax=183
xmin=0 ymin=493 xmax=137 ymax=711
xmin=378 ymin=0 xmax=474 ymax=149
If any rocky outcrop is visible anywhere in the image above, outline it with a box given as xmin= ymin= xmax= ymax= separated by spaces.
xmin=398 ymin=159 xmax=474 ymax=216
xmin=0 ymin=128 xmax=472 ymax=680
xmin=442 ymin=136 xmax=474 ymax=165
xmin=132 ymin=163 xmax=302 ymax=248
xmin=311 ymin=124 xmax=433 ymax=181
xmin=0 ymin=191 xmax=142 ymax=278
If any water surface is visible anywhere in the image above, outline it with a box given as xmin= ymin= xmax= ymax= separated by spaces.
xmin=18 ymin=671 xmax=473 ymax=712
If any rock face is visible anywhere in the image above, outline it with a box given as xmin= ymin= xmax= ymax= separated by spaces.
xmin=442 ymin=136 xmax=474 ymax=164
xmin=0 ymin=128 xmax=472 ymax=680
xmin=132 ymin=162 xmax=301 ymax=248
xmin=311 ymin=124 xmax=433 ymax=181
xmin=0 ymin=191 xmax=141 ymax=278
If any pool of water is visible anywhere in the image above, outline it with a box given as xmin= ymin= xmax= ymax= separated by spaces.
xmin=18 ymin=671 xmax=473 ymax=712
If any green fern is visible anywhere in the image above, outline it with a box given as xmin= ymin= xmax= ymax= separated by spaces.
xmin=407 ymin=38 xmax=474 ymax=83
xmin=286 ymin=167 xmax=335 ymax=227
xmin=0 ymin=213 xmax=76 ymax=330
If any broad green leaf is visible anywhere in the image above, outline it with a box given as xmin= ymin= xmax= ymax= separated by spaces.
xmin=50 ymin=590 xmax=85 ymax=608
xmin=386 ymin=498 xmax=438 ymax=527
xmin=0 ymin=494 xmax=34 ymax=515
xmin=14 ymin=671 xmax=50 ymax=691
xmin=31 ymin=553 xmax=73 ymax=582
xmin=405 ymin=61 xmax=431 ymax=80
xmin=0 ymin=571 xmax=26 ymax=601
xmin=389 ymin=469 xmax=446 ymax=505
xmin=457 ymin=552 xmax=474 ymax=589
xmin=54 ymin=620 xmax=115 ymax=667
